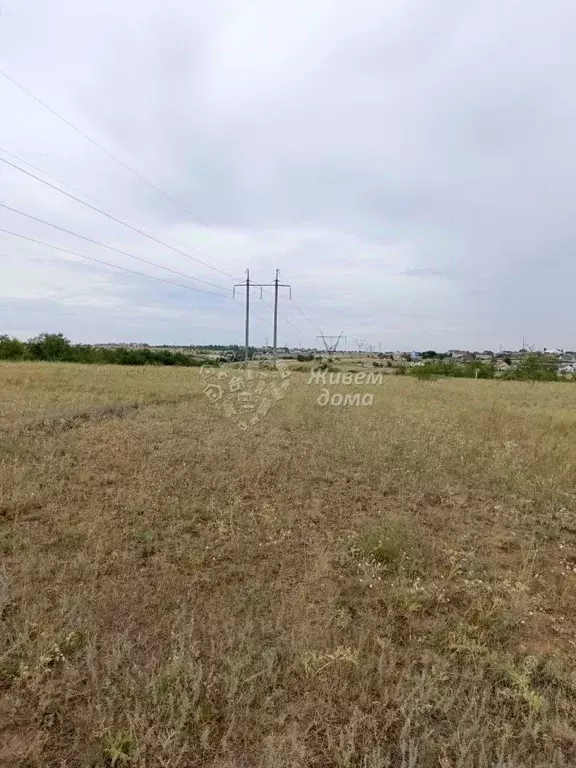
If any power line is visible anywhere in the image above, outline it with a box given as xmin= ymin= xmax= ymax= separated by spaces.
xmin=293 ymin=302 xmax=324 ymax=334
xmin=0 ymin=203 xmax=231 ymax=294
xmin=260 ymin=296 xmax=302 ymax=333
xmin=0 ymin=228 xmax=230 ymax=298
xmin=0 ymin=147 xmax=244 ymax=279
xmin=0 ymin=68 xmax=328 ymax=335
xmin=0 ymin=167 xmax=307 ymax=338
xmin=0 ymin=151 xmax=314 ymax=331
xmin=0 ymin=68 xmax=255 ymax=258
xmin=0 ymin=154 xmax=240 ymax=282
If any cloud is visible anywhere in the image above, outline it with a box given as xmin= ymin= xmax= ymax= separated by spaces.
xmin=396 ymin=268 xmax=458 ymax=278
xmin=1 ymin=0 xmax=575 ymax=349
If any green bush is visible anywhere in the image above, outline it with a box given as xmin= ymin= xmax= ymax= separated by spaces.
xmin=0 ymin=335 xmax=28 ymax=360
xmin=407 ymin=361 xmax=495 ymax=379
xmin=502 ymin=353 xmax=559 ymax=381
xmin=411 ymin=367 xmax=437 ymax=381
xmin=0 ymin=333 xmax=217 ymax=369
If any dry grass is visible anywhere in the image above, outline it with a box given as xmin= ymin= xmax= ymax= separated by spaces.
xmin=1 ymin=362 xmax=576 ymax=766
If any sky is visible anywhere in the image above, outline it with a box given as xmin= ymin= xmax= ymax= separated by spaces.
xmin=1 ymin=0 xmax=575 ymax=351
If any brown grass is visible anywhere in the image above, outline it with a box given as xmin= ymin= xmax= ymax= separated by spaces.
xmin=1 ymin=362 xmax=576 ymax=766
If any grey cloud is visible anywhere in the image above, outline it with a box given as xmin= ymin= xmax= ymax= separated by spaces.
xmin=1 ymin=0 xmax=576 ymax=349
xmin=397 ymin=268 xmax=458 ymax=278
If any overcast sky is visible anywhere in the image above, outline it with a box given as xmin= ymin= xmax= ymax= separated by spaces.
xmin=1 ymin=0 xmax=575 ymax=350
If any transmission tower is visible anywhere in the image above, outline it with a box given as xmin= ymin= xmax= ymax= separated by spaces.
xmin=317 ymin=332 xmax=347 ymax=358
xmin=233 ymin=269 xmax=292 ymax=362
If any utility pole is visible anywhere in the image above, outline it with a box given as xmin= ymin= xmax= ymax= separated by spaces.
xmin=234 ymin=269 xmax=292 ymax=361
xmin=252 ymin=270 xmax=291 ymax=356
xmin=233 ymin=269 xmax=251 ymax=364
xmin=245 ymin=271 xmax=250 ymax=363
xmin=274 ymin=272 xmax=279 ymax=352
xmin=272 ymin=270 xmax=292 ymax=354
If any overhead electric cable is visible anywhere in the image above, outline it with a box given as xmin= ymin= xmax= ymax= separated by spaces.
xmin=0 ymin=155 xmax=239 ymax=282
xmin=0 ymin=203 xmax=231 ymax=293
xmin=0 ymin=228 xmax=230 ymax=298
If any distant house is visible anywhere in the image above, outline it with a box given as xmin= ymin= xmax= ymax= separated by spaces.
xmin=495 ymin=360 xmax=511 ymax=372
xmin=448 ymin=350 xmax=474 ymax=361
xmin=559 ymin=364 xmax=575 ymax=374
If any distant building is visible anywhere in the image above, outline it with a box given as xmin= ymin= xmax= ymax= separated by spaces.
xmin=449 ymin=350 xmax=474 ymax=362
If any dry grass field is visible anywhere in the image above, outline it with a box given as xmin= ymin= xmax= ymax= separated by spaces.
xmin=2 ymin=362 xmax=576 ymax=767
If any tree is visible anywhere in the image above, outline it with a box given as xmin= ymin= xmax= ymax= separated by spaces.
xmin=421 ymin=350 xmax=437 ymax=359
xmin=27 ymin=333 xmax=71 ymax=361
xmin=0 ymin=335 xmax=27 ymax=360
xmin=516 ymin=352 xmax=557 ymax=381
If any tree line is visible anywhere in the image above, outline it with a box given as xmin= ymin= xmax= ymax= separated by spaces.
xmin=402 ymin=353 xmax=567 ymax=382
xmin=0 ymin=334 xmax=218 ymax=367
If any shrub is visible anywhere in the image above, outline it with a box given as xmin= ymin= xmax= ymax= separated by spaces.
xmin=0 ymin=335 xmax=28 ymax=360
xmin=0 ymin=333 xmax=217 ymax=368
